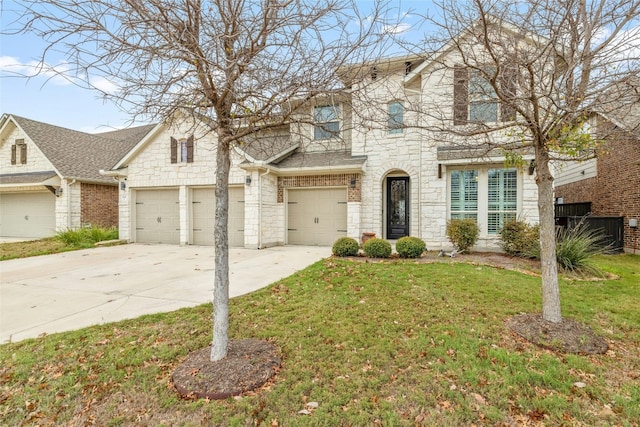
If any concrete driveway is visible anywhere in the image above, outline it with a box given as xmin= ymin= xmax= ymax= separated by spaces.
xmin=1 ymin=244 xmax=329 ymax=343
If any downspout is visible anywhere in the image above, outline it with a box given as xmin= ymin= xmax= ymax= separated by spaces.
xmin=258 ymin=168 xmax=271 ymax=249
xmin=67 ymin=179 xmax=76 ymax=229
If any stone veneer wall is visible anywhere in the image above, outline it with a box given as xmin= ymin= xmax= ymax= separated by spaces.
xmin=277 ymin=173 xmax=361 ymax=203
xmin=81 ymin=183 xmax=118 ymax=228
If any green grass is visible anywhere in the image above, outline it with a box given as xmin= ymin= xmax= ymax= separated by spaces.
xmin=0 ymin=226 xmax=120 ymax=260
xmin=1 ymin=255 xmax=638 ymax=426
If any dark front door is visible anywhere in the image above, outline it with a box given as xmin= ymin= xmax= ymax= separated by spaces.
xmin=386 ymin=177 xmax=409 ymax=239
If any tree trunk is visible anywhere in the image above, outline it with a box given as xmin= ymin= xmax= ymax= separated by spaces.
xmin=211 ymin=136 xmax=231 ymax=361
xmin=535 ymin=147 xmax=562 ymax=323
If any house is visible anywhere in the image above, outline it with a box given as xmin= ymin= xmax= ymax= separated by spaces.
xmin=105 ymin=52 xmax=539 ymax=250
xmin=554 ymin=112 xmax=640 ymax=253
xmin=0 ymin=114 xmax=155 ymax=238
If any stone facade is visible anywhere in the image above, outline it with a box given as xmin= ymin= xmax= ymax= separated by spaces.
xmin=555 ymin=123 xmax=640 ymax=252
xmin=110 ymin=55 xmax=541 ymax=251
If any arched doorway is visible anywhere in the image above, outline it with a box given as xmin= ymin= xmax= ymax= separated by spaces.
xmin=386 ymin=176 xmax=409 ymax=239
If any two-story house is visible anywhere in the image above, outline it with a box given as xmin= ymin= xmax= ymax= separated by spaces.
xmin=104 ymin=50 xmax=539 ymax=250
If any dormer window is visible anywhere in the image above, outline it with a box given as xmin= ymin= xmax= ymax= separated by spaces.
xmin=170 ymin=135 xmax=194 ymax=163
xmin=314 ymin=105 xmax=340 ymax=140
xmin=10 ymin=139 xmax=27 ymax=165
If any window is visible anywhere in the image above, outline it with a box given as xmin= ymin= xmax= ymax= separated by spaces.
xmin=449 ymin=167 xmax=519 ymax=235
xmin=469 ymin=69 xmax=498 ymax=123
xmin=314 ymin=105 xmax=340 ymax=140
xmin=450 ymin=169 xmax=478 ymax=220
xmin=388 ymin=102 xmax=404 ymax=134
xmin=488 ymin=168 xmax=517 ymax=234
xmin=170 ymin=135 xmax=194 ymax=164
xmin=10 ymin=139 xmax=27 ymax=165
xmin=453 ymin=65 xmax=517 ymax=125
xmin=180 ymin=139 xmax=188 ymax=163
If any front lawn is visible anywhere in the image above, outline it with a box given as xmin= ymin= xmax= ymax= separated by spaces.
xmin=1 ymin=255 xmax=638 ymax=426
xmin=0 ymin=227 xmax=120 ymax=261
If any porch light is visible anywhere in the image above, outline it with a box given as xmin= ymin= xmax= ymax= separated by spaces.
xmin=245 ymin=175 xmax=252 ymax=186
xmin=350 ymin=177 xmax=356 ymax=188
xmin=120 ymin=181 xmax=126 ymax=190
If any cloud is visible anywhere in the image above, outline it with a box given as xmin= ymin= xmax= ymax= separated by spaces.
xmin=0 ymin=56 xmax=74 ymax=85
xmin=89 ymin=76 xmax=119 ymax=95
xmin=0 ymin=55 xmax=120 ymax=94
xmin=383 ymin=22 xmax=412 ymax=35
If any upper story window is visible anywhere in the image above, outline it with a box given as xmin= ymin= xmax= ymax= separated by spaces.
xmin=469 ymin=69 xmax=498 ymax=123
xmin=454 ymin=65 xmax=517 ymax=125
xmin=170 ymin=135 xmax=194 ymax=164
xmin=388 ymin=102 xmax=404 ymax=135
xmin=10 ymin=139 xmax=27 ymax=165
xmin=314 ymin=105 xmax=340 ymax=140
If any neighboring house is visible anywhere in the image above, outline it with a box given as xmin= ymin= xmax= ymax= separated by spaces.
xmin=0 ymin=114 xmax=155 ymax=238
xmin=554 ymin=114 xmax=640 ymax=253
xmin=105 ymin=52 xmax=539 ymax=249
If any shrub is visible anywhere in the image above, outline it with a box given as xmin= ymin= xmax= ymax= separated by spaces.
xmin=396 ymin=236 xmax=426 ymax=258
xmin=363 ymin=238 xmax=392 ymax=258
xmin=56 ymin=226 xmax=118 ymax=247
xmin=499 ymin=220 xmax=540 ymax=258
xmin=556 ymin=221 xmax=609 ymax=275
xmin=332 ymin=237 xmax=360 ymax=257
xmin=446 ymin=219 xmax=479 ymax=252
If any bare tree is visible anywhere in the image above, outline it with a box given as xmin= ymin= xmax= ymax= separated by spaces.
xmin=390 ymin=0 xmax=639 ymax=323
xmin=6 ymin=0 xmax=394 ymax=360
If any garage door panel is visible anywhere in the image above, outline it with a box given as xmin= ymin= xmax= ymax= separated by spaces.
xmin=287 ymin=188 xmax=347 ymax=246
xmin=0 ymin=192 xmax=56 ymax=238
xmin=135 ymin=189 xmax=180 ymax=244
xmin=192 ymin=187 xmax=244 ymax=247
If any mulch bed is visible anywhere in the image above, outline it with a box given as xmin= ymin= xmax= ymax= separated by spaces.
xmin=506 ymin=313 xmax=609 ymax=354
xmin=172 ymin=339 xmax=280 ymax=400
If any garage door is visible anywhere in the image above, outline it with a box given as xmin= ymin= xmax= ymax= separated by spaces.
xmin=192 ymin=187 xmax=244 ymax=247
xmin=287 ymin=188 xmax=347 ymax=246
xmin=135 ymin=189 xmax=180 ymax=244
xmin=0 ymin=192 xmax=56 ymax=238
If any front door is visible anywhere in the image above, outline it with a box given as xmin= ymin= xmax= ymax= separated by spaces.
xmin=386 ymin=177 xmax=409 ymax=239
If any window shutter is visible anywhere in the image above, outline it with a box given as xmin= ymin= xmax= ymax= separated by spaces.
xmin=500 ymin=65 xmax=517 ymax=122
xmin=170 ymin=137 xmax=178 ymax=163
xmin=453 ymin=66 xmax=469 ymax=125
xmin=11 ymin=145 xmax=17 ymax=165
xmin=20 ymin=143 xmax=27 ymax=164
xmin=186 ymin=135 xmax=194 ymax=163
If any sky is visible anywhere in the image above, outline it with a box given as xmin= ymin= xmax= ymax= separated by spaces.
xmin=0 ymin=1 xmax=433 ymax=133
xmin=1 ymin=1 xmax=638 ymax=134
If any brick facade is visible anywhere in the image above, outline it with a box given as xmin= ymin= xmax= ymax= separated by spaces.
xmin=555 ymin=123 xmax=640 ymax=252
xmin=277 ymin=173 xmax=361 ymax=203
xmin=81 ymin=183 xmax=119 ymax=228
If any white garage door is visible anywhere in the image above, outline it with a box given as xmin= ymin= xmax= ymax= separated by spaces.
xmin=287 ymin=188 xmax=347 ymax=246
xmin=192 ymin=187 xmax=244 ymax=247
xmin=0 ymin=192 xmax=56 ymax=238
xmin=135 ymin=189 xmax=180 ymax=244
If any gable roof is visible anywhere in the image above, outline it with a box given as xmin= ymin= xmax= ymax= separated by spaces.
xmin=1 ymin=114 xmax=154 ymax=184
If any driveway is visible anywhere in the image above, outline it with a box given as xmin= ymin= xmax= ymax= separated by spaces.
xmin=1 ymin=244 xmax=329 ymax=343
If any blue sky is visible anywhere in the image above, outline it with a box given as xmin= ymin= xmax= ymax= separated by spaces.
xmin=0 ymin=1 xmax=433 ymax=133
xmin=2 ymin=1 xmax=637 ymax=133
